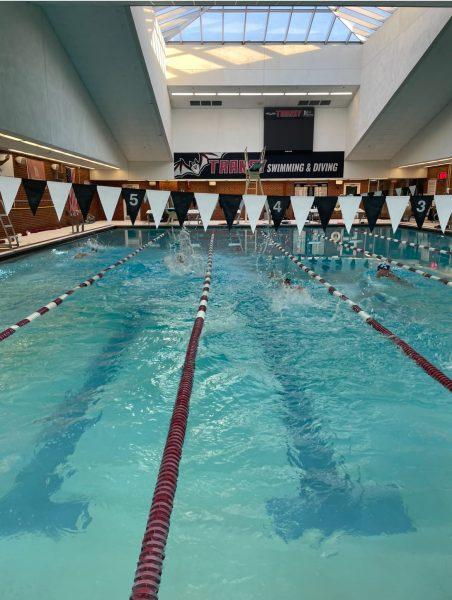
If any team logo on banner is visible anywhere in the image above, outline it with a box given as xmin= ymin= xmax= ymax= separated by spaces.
xmin=72 ymin=184 xmax=97 ymax=220
xmin=219 ymin=195 xmax=242 ymax=229
xmin=122 ymin=188 xmax=146 ymax=226
xmin=171 ymin=191 xmax=194 ymax=226
xmin=315 ymin=196 xmax=338 ymax=231
xmin=409 ymin=196 xmax=433 ymax=229
xmin=363 ymin=195 xmax=386 ymax=232
xmin=267 ymin=196 xmax=290 ymax=230
xmin=22 ymin=179 xmax=47 ymax=215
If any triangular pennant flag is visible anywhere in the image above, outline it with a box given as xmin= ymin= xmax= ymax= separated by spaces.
xmin=47 ymin=181 xmax=72 ymax=221
xmin=122 ymin=188 xmax=146 ymax=226
xmin=290 ymin=196 xmax=314 ymax=233
xmin=171 ymin=191 xmax=194 ymax=227
xmin=385 ymin=196 xmax=408 ymax=232
xmin=315 ymin=196 xmax=338 ymax=232
xmin=409 ymin=185 xmax=417 ymax=196
xmin=339 ymin=195 xmax=362 ymax=233
xmin=374 ymin=190 xmax=383 ymax=196
xmin=147 ymin=190 xmax=171 ymax=228
xmin=362 ymin=195 xmax=386 ymax=231
xmin=0 ymin=176 xmax=21 ymax=214
xmin=434 ymin=195 xmax=452 ymax=233
xmin=243 ymin=194 xmax=267 ymax=233
xmin=219 ymin=194 xmax=242 ymax=230
xmin=72 ymin=183 xmax=96 ymax=220
xmin=395 ymin=187 xmax=402 ymax=196
xmin=410 ymin=196 xmax=433 ymax=229
xmin=97 ymin=185 xmax=121 ymax=222
xmin=194 ymin=193 xmax=218 ymax=231
xmin=22 ymin=178 xmax=47 ymax=216
xmin=267 ymin=196 xmax=290 ymax=231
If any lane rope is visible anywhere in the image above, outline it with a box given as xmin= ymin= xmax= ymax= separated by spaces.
xmin=364 ymin=231 xmax=452 ymax=256
xmin=320 ymin=233 xmax=452 ymax=287
xmin=130 ymin=234 xmax=215 ymax=600
xmin=0 ymin=232 xmax=166 ymax=342
xmin=264 ymin=232 xmax=452 ymax=393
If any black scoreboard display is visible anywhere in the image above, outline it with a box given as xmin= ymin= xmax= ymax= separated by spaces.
xmin=264 ymin=107 xmax=314 ymax=152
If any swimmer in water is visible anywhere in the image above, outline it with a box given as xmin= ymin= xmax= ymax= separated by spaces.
xmin=282 ymin=277 xmax=305 ymax=292
xmin=74 ymin=248 xmax=97 ymax=259
xmin=376 ymin=262 xmax=408 ymax=285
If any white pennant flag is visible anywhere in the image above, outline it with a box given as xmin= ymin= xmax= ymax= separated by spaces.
xmin=194 ymin=193 xmax=218 ymax=231
xmin=385 ymin=196 xmax=408 ymax=232
xmin=434 ymin=195 xmax=452 ymax=233
xmin=97 ymin=185 xmax=121 ymax=222
xmin=339 ymin=195 xmax=362 ymax=233
xmin=46 ymin=181 xmax=72 ymax=221
xmin=395 ymin=187 xmax=402 ymax=196
xmin=147 ymin=190 xmax=171 ymax=228
xmin=243 ymin=194 xmax=267 ymax=233
xmin=290 ymin=196 xmax=314 ymax=233
xmin=409 ymin=185 xmax=417 ymax=196
xmin=0 ymin=176 xmax=21 ymax=214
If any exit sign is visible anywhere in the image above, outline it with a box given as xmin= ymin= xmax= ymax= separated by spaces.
xmin=438 ymin=171 xmax=448 ymax=180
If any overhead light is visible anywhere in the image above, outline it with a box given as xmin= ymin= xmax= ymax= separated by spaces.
xmin=240 ymin=92 xmax=262 ymax=96
xmin=148 ymin=181 xmax=157 ymax=186
xmin=217 ymin=93 xmax=240 ymax=96
xmin=285 ymin=92 xmax=307 ymax=96
xmin=8 ymin=148 xmax=95 ymax=170
xmin=308 ymin=92 xmax=329 ymax=96
xmin=330 ymin=92 xmax=353 ymax=96
xmin=171 ymin=92 xmax=193 ymax=96
xmin=263 ymin=92 xmax=284 ymax=96
xmin=194 ymin=92 xmax=216 ymax=96
xmin=0 ymin=132 xmax=119 ymax=169
xmin=208 ymin=181 xmax=216 ymax=186
xmin=398 ymin=157 xmax=452 ymax=168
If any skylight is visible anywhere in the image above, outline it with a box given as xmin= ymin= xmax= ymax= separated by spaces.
xmin=155 ymin=5 xmax=396 ymax=44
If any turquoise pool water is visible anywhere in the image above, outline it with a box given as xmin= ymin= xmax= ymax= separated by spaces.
xmin=0 ymin=226 xmax=451 ymax=600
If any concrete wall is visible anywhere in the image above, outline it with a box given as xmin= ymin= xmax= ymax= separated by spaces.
xmin=392 ymin=101 xmax=452 ymax=167
xmin=0 ymin=3 xmax=125 ymax=167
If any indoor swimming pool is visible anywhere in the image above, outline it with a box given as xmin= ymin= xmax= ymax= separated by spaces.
xmin=0 ymin=226 xmax=451 ymax=600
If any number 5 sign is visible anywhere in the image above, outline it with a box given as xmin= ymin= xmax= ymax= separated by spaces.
xmin=122 ymin=188 xmax=146 ymax=225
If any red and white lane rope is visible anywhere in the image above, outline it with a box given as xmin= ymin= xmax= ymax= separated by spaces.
xmin=364 ymin=231 xmax=452 ymax=256
xmin=130 ymin=234 xmax=214 ymax=600
xmin=0 ymin=232 xmax=166 ymax=342
xmin=320 ymin=234 xmax=452 ymax=287
xmin=264 ymin=233 xmax=452 ymax=393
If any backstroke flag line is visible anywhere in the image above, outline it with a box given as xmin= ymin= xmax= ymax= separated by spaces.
xmin=194 ymin=193 xmax=218 ymax=230
xmin=339 ymin=195 xmax=362 ymax=233
xmin=47 ymin=182 xmax=72 ymax=221
xmin=386 ymin=196 xmax=408 ymax=232
xmin=290 ymin=196 xmax=314 ymax=233
xmin=243 ymin=194 xmax=267 ymax=233
xmin=147 ymin=190 xmax=171 ymax=228
xmin=97 ymin=186 xmax=121 ymax=222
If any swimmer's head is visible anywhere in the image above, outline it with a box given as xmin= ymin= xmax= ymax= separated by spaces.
xmin=377 ymin=262 xmax=390 ymax=272
xmin=283 ymin=278 xmax=291 ymax=286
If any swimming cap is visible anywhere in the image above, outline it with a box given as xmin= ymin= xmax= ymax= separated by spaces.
xmin=377 ymin=262 xmax=390 ymax=271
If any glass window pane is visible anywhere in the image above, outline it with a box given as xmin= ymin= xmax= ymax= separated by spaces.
xmin=180 ymin=18 xmax=201 ymax=42
xmin=307 ymin=11 xmax=334 ymax=42
xmin=286 ymin=11 xmax=311 ymax=42
xmin=245 ymin=11 xmax=268 ymax=42
xmin=224 ymin=11 xmax=245 ymax=42
xmin=266 ymin=11 xmax=290 ymax=42
xmin=201 ymin=11 xmax=223 ymax=41
xmin=327 ymin=17 xmax=351 ymax=42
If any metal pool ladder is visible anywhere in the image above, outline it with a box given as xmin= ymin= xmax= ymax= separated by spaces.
xmin=0 ymin=201 xmax=19 ymax=249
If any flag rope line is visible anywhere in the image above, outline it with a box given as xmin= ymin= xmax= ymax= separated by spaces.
xmin=0 ymin=232 xmax=166 ymax=342
xmin=320 ymin=234 xmax=452 ymax=287
xmin=263 ymin=233 xmax=452 ymax=393
xmin=364 ymin=231 xmax=452 ymax=256
xmin=130 ymin=234 xmax=215 ymax=600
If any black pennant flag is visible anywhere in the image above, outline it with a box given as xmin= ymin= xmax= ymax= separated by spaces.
xmin=219 ymin=194 xmax=242 ymax=230
xmin=22 ymin=179 xmax=47 ymax=215
xmin=363 ymin=195 xmax=386 ymax=231
xmin=171 ymin=191 xmax=194 ymax=226
xmin=410 ymin=195 xmax=433 ymax=229
xmin=267 ymin=196 xmax=290 ymax=231
xmin=72 ymin=184 xmax=96 ymax=220
xmin=315 ymin=196 xmax=338 ymax=231
xmin=122 ymin=188 xmax=146 ymax=226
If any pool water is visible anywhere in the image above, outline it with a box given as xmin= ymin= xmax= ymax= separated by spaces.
xmin=0 ymin=226 xmax=451 ymax=600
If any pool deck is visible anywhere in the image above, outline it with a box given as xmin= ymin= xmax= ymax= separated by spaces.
xmin=0 ymin=218 xmax=449 ymax=262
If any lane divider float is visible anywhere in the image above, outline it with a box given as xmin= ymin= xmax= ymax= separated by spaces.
xmin=264 ymin=232 xmax=452 ymax=393
xmin=363 ymin=231 xmax=452 ymax=256
xmin=130 ymin=234 xmax=215 ymax=600
xmin=0 ymin=232 xmax=167 ymax=342
xmin=321 ymin=234 xmax=452 ymax=287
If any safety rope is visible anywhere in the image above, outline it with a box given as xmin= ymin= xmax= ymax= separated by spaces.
xmin=320 ymin=234 xmax=452 ymax=287
xmin=0 ymin=232 xmax=166 ymax=342
xmin=364 ymin=231 xmax=452 ymax=256
xmin=264 ymin=233 xmax=452 ymax=393
xmin=130 ymin=234 xmax=214 ymax=600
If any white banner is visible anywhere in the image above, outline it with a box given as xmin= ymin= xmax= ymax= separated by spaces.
xmin=243 ymin=194 xmax=267 ymax=233
xmin=434 ymin=195 xmax=452 ymax=233
xmin=290 ymin=196 xmax=314 ymax=233
xmin=339 ymin=195 xmax=362 ymax=233
xmin=46 ymin=181 xmax=72 ymax=221
xmin=386 ymin=196 xmax=408 ymax=232
xmin=194 ymin=193 xmax=218 ymax=231
xmin=0 ymin=176 xmax=21 ymax=214
xmin=97 ymin=185 xmax=121 ymax=222
xmin=147 ymin=190 xmax=171 ymax=228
